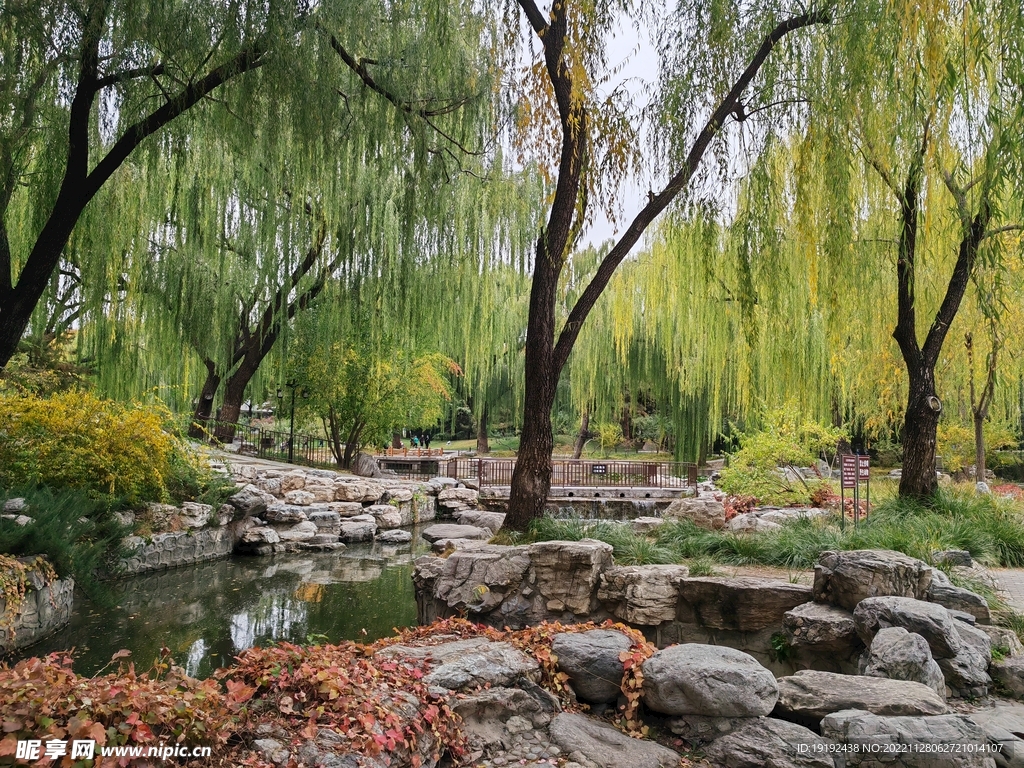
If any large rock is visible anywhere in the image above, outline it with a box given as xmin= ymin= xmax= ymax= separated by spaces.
xmin=307 ymin=509 xmax=342 ymax=533
xmin=351 ymin=452 xmax=385 ymax=478
xmin=979 ymin=625 xmax=1024 ymax=657
xmin=264 ymin=503 xmax=309 ymax=523
xmin=938 ymin=621 xmax=992 ymax=698
xmin=376 ymin=529 xmax=413 ymax=544
xmin=452 ymin=685 xmax=560 ymax=750
xmin=703 ymin=717 xmax=837 ymax=768
xmin=859 ymin=627 xmax=946 ymax=697
xmin=276 ymin=520 xmax=318 ymax=542
xmin=334 ymin=480 xmax=384 ymax=503
xmin=552 ymin=630 xmax=633 ymax=704
xmin=726 ymin=513 xmax=783 ymax=533
xmin=365 ymin=504 xmax=405 ymax=529
xmin=422 ymin=641 xmax=539 ymax=691
xmin=238 ymin=525 xmax=281 ymax=553
xmin=814 ymin=549 xmax=933 ymax=611
xmin=178 ymin=501 xmax=212 ymax=528
xmin=421 ymin=524 xmax=491 ymax=543
xmin=529 ymin=540 xmax=614 ymax=615
xmin=228 ymin=484 xmax=267 ymax=517
xmin=597 ymin=565 xmax=689 ymax=625
xmin=642 ymin=643 xmax=779 ymax=717
xmin=990 ymin=657 xmax=1024 ymax=700
xmin=854 ymin=596 xmax=962 ymax=659
xmin=784 ymin=601 xmax=862 ymax=654
xmin=820 ymin=709 xmax=996 ymax=767
xmin=432 ymin=547 xmax=532 ymax=615
xmin=437 ymin=487 xmax=480 ymax=514
xmin=677 ymin=577 xmax=813 ymax=632
xmin=929 ymin=569 xmax=991 ymax=624
xmin=662 ymin=497 xmax=726 ymax=530
xmin=339 ymin=517 xmax=377 ymax=543
xmin=773 ymin=670 xmax=947 ymax=729
xmin=456 ymin=509 xmax=506 ymax=532
xmin=283 ymin=489 xmax=317 ymax=506
xmin=547 ymin=713 xmax=681 ymax=768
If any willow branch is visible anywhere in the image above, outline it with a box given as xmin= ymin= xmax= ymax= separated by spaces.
xmin=552 ymin=9 xmax=830 ymax=376
xmin=95 ymin=62 xmax=166 ymax=89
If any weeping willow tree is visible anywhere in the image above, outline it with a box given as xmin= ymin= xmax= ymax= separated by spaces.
xmin=499 ymin=0 xmax=831 ymax=530
xmin=0 ymin=0 xmax=530 ymax=381
xmin=571 ymin=0 xmax=1024 ymax=493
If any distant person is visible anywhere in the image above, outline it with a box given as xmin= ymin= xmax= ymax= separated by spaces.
xmin=423 ymin=433 xmax=431 ymax=450
xmin=411 ymin=435 xmax=419 ymax=448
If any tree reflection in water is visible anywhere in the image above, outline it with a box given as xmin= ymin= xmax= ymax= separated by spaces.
xmin=13 ymin=531 xmax=430 ymax=678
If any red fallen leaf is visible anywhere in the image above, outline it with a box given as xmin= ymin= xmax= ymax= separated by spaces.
xmin=299 ymin=719 xmax=318 ymax=740
xmin=0 ymin=735 xmax=18 ymax=756
xmin=1 ymin=721 xmax=22 ymax=733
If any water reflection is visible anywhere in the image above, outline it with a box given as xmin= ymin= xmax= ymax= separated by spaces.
xmin=10 ymin=530 xmax=432 ymax=678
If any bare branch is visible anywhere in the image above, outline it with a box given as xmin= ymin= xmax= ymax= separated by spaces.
xmin=95 ymin=62 xmax=166 ymax=89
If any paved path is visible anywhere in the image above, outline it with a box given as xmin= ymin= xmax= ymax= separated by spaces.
xmin=993 ymin=568 xmax=1024 ymax=612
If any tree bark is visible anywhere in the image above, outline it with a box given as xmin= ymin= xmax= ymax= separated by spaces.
xmin=898 ymin=367 xmax=942 ymax=496
xmin=188 ymin=359 xmax=221 ymax=438
xmin=476 ymin=402 xmax=490 ymax=454
xmin=501 ymin=2 xmax=828 ymax=531
xmin=213 ymin=358 xmax=257 ymax=443
xmin=571 ymin=408 xmax=590 ymax=460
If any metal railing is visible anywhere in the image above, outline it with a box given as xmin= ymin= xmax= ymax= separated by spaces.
xmin=447 ymin=457 xmax=699 ymax=490
xmin=200 ymin=420 xmax=339 ymax=469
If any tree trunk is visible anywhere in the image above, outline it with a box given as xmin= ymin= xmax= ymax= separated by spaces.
xmin=342 ymin=421 xmax=363 ymax=469
xmin=213 ymin=356 xmax=259 ymax=442
xmin=188 ymin=360 xmax=221 ymax=439
xmin=620 ymin=391 xmax=632 ymax=442
xmin=572 ymin=409 xmax=590 ymax=459
xmin=476 ymin=403 xmax=490 ymax=454
xmin=974 ymin=411 xmax=986 ymax=483
xmin=898 ymin=367 xmax=941 ymax=497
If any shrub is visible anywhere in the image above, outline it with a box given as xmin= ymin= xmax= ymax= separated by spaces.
xmin=0 ymin=390 xmax=213 ymax=506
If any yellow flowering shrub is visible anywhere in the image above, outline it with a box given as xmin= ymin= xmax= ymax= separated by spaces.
xmin=0 ymin=391 xmax=184 ymax=504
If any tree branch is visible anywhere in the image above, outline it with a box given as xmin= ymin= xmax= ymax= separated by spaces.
xmin=95 ymin=62 xmax=166 ymax=89
xmin=551 ymin=9 xmax=830 ymax=375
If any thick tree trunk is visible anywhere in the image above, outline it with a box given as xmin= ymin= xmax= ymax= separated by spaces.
xmin=974 ymin=412 xmax=986 ymax=482
xmin=571 ymin=409 xmax=590 ymax=459
xmin=476 ymin=403 xmax=490 ymax=454
xmin=213 ymin=357 xmax=258 ymax=442
xmin=188 ymin=360 xmax=221 ymax=439
xmin=898 ymin=368 xmax=941 ymax=497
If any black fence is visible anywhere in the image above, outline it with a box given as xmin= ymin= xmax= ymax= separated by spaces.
xmin=447 ymin=457 xmax=698 ymax=490
xmin=201 ymin=421 xmax=338 ymax=469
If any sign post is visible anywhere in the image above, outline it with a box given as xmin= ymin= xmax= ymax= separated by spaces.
xmin=840 ymin=453 xmax=870 ymax=529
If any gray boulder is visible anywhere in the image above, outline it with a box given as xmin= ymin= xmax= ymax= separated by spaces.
xmin=228 ymin=484 xmax=266 ymax=517
xmin=350 ymin=452 xmax=385 ymax=478
xmin=642 ymin=643 xmax=779 ymax=717
xmin=662 ymin=497 xmax=726 ymax=530
xmin=452 ymin=685 xmax=560 ymax=750
xmin=990 ymin=657 xmax=1024 ymax=699
xmin=529 ymin=539 xmax=614 ymax=615
xmin=979 ymin=625 xmax=1024 ymax=657
xmin=703 ymin=717 xmax=837 ymax=768
xmin=859 ymin=627 xmax=946 ymax=697
xmin=552 ymin=630 xmax=633 ymax=703
xmin=264 ymin=504 xmax=309 ymax=523
xmin=548 ymin=713 xmax=681 ymax=768
xmin=455 ymin=509 xmax=506 ymax=532
xmin=276 ymin=520 xmax=318 ymax=542
xmin=376 ymin=529 xmax=413 ymax=544
xmin=726 ymin=513 xmax=783 ymax=533
xmin=307 ymin=509 xmax=342 ymax=533
xmin=597 ymin=565 xmax=689 ymax=625
xmin=938 ymin=621 xmax=992 ymax=697
xmin=784 ymin=601 xmax=862 ymax=654
xmin=773 ymin=670 xmax=947 ymax=729
xmin=821 ymin=709 xmax=996 ymax=767
xmin=422 ymin=641 xmax=539 ymax=691
xmin=179 ymin=502 xmax=212 ymax=528
xmin=929 ymin=569 xmax=991 ymax=623
xmin=339 ymin=518 xmax=377 ymax=543
xmin=814 ymin=549 xmax=933 ymax=610
xmin=421 ymin=523 xmax=491 ymax=542
xmin=365 ymin=504 xmax=404 ymax=529
xmin=677 ymin=577 xmax=813 ymax=632
xmin=854 ymin=596 xmax=962 ymax=658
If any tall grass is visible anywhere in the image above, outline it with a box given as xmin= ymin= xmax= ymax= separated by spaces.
xmin=525 ymin=487 xmax=1024 ymax=569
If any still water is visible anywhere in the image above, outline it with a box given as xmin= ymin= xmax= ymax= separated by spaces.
xmin=14 ymin=528 xmax=432 ymax=678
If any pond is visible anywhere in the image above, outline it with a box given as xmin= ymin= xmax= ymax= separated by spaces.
xmin=13 ymin=527 xmax=433 ymax=679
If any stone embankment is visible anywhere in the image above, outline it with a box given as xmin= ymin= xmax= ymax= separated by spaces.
xmin=0 ymin=556 xmax=74 ymax=655
xmin=412 ymin=546 xmax=1024 ymax=764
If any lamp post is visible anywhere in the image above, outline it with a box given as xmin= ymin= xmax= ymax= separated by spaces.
xmin=277 ymin=381 xmax=302 ymax=464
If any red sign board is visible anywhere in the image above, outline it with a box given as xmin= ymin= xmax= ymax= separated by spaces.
xmin=859 ymin=455 xmax=870 ymax=480
xmin=841 ymin=455 xmax=858 ymax=489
